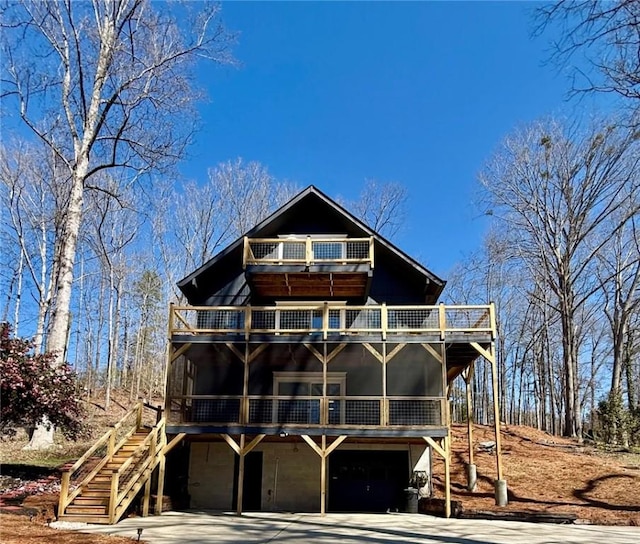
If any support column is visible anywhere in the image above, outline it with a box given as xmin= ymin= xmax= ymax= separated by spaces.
xmin=155 ymin=454 xmax=166 ymax=515
xmin=423 ymin=436 xmax=451 ymax=518
xmin=301 ymin=434 xmax=347 ymax=515
xmin=471 ymin=341 xmax=507 ymax=506
xmin=236 ymin=434 xmax=246 ymax=515
xmin=464 ymin=364 xmax=477 ymax=492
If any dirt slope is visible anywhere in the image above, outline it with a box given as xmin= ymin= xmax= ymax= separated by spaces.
xmin=431 ymin=423 xmax=640 ymax=525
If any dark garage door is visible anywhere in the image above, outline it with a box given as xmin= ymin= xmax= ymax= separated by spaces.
xmin=329 ymin=450 xmax=409 ymax=512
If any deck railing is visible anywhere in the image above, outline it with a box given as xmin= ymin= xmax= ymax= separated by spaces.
xmin=169 ymin=303 xmax=495 ymax=340
xmin=168 ymin=395 xmax=445 ymax=428
xmin=243 ymin=236 xmax=374 ymax=268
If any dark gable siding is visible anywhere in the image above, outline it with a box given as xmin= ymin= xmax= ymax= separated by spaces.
xmin=179 ymin=189 xmax=442 ymax=306
xmin=253 ymin=193 xmax=368 ymax=238
xmin=183 ymin=247 xmax=250 ymax=306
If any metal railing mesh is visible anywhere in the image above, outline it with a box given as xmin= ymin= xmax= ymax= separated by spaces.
xmin=445 ymin=307 xmax=491 ymax=329
xmin=184 ymin=396 xmax=443 ymax=427
xmin=387 ymin=308 xmax=438 ymax=330
xmin=196 ymin=309 xmax=244 ymax=330
xmin=341 ymin=399 xmax=381 ymax=425
xmin=192 ymin=399 xmax=241 ymax=423
xmin=345 ymin=308 xmax=381 ymax=330
xmin=171 ymin=305 xmax=493 ymax=337
xmin=388 ymin=399 xmax=441 ymax=425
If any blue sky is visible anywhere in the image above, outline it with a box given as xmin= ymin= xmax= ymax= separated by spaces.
xmin=182 ymin=1 xmax=608 ymax=279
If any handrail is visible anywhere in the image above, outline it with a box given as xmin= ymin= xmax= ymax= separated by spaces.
xmin=110 ymin=418 xmax=166 ymax=522
xmin=172 ymin=394 xmax=445 ymax=427
xmin=58 ymin=402 xmax=144 ymax=514
xmin=169 ymin=303 xmax=495 ymax=340
xmin=243 ymin=236 xmax=374 ymax=268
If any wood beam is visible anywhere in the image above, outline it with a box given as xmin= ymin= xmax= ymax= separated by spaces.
xmin=173 ymin=312 xmax=194 ymax=332
xmin=161 ymin=433 xmax=186 ymax=456
xmin=225 ymin=342 xmax=245 ymax=362
xmin=423 ymin=436 xmax=446 ymax=459
xmin=421 ymin=343 xmax=443 ymax=364
xmin=470 ymin=342 xmax=495 ymax=364
xmin=325 ymin=435 xmax=347 ymax=456
xmin=301 ymin=434 xmax=323 ymax=457
xmin=326 ymin=343 xmax=347 ymax=364
xmin=423 ymin=436 xmax=451 ymax=518
xmin=248 ymin=343 xmax=269 ymax=363
xmin=171 ymin=343 xmax=192 ymax=362
xmin=304 ymin=343 xmax=324 ymax=363
xmin=386 ymin=343 xmax=406 ymax=363
xmin=220 ymin=433 xmax=241 ymax=455
xmin=362 ymin=342 xmax=383 ymax=363
xmin=243 ymin=434 xmax=266 ymax=455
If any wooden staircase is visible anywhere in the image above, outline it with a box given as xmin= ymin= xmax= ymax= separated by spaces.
xmin=58 ymin=402 xmax=183 ymax=525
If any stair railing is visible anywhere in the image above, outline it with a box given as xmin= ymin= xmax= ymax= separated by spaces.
xmin=108 ymin=417 xmax=166 ymax=523
xmin=58 ymin=402 xmax=144 ymax=517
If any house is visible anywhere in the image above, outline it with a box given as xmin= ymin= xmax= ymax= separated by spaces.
xmin=163 ymin=186 xmax=506 ymax=517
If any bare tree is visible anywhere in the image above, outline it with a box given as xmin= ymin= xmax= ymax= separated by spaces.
xmin=341 ymin=180 xmax=408 ymax=240
xmin=0 ymin=141 xmax=70 ymax=353
xmin=537 ymin=0 xmax=640 ymax=109
xmin=1 ymin=0 xmax=233 ymax=448
xmin=156 ymin=159 xmax=300 ymax=301
xmin=598 ymin=210 xmax=640 ymax=396
xmin=480 ymin=117 xmax=640 ymax=438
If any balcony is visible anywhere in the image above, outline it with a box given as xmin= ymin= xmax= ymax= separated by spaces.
xmin=169 ymin=303 xmax=495 ymax=343
xmin=242 ymin=236 xmax=374 ymax=298
xmin=166 ymin=395 xmax=447 ymax=437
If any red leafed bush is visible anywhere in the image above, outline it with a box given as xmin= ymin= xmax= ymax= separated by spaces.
xmin=0 ymin=323 xmax=85 ymax=439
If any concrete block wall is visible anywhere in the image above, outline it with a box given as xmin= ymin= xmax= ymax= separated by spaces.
xmin=187 ymin=440 xmax=430 ymax=511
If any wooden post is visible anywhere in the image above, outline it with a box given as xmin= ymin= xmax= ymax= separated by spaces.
xmin=381 ymin=303 xmax=387 ymax=341
xmin=489 ymin=343 xmax=504 ymax=482
xmin=109 ymin=472 xmax=119 ymax=524
xmin=322 ymin=302 xmax=329 ymax=340
xmin=306 ymin=236 xmax=312 ymax=267
xmin=58 ymin=472 xmax=70 ymax=515
xmin=242 ymin=236 xmax=249 ymax=269
xmin=444 ymin=436 xmax=451 ymax=518
xmin=108 ymin=428 xmax=116 ymax=458
xmin=438 ymin=303 xmax=446 ymax=341
xmin=245 ymin=307 xmax=251 ymax=341
xmin=142 ymin=474 xmax=152 ymax=517
xmin=320 ymin=435 xmax=327 ymax=516
xmin=155 ymin=454 xmax=166 ymax=515
xmin=465 ymin=364 xmax=475 ymax=467
xmin=236 ymin=434 xmax=246 ymax=515
xmin=136 ymin=402 xmax=143 ymax=430
xmin=369 ymin=236 xmax=375 ymax=269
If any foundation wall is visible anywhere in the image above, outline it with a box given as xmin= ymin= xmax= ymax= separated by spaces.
xmin=187 ymin=440 xmax=430 ymax=511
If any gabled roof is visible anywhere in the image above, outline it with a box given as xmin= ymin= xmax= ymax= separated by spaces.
xmin=177 ymin=185 xmax=446 ymax=299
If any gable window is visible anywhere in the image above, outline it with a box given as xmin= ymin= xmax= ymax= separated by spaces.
xmin=273 ymin=371 xmax=346 ymax=424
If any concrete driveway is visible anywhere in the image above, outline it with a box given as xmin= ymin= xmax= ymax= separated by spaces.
xmin=56 ymin=511 xmax=639 ymax=544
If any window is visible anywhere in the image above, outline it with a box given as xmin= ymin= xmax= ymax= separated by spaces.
xmin=273 ymin=372 xmax=346 ymax=424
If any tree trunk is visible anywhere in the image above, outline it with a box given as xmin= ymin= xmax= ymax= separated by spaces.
xmin=26 ymin=160 xmax=87 ymax=450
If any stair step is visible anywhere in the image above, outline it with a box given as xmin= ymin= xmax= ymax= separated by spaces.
xmin=65 ymin=505 xmax=108 ymax=515
xmin=58 ymin=514 xmax=111 ymax=525
xmin=73 ymin=497 xmax=109 ymax=506
xmin=83 ymin=488 xmax=111 ymax=495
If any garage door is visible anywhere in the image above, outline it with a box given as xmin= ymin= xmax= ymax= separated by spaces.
xmin=329 ymin=450 xmax=409 ymax=512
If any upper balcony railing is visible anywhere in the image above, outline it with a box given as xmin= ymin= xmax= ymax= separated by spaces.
xmin=169 ymin=303 xmax=495 ymax=341
xmin=243 ymin=236 xmax=374 ymax=269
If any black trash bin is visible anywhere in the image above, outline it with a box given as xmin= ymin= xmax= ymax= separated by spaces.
xmin=404 ymin=487 xmax=418 ymax=513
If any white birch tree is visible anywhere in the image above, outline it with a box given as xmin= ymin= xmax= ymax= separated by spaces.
xmin=1 ymin=0 xmax=234 ymax=448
